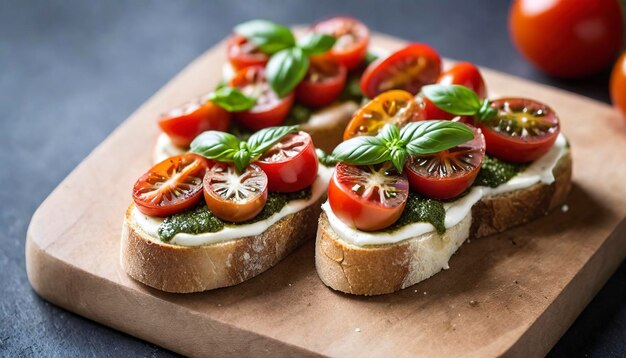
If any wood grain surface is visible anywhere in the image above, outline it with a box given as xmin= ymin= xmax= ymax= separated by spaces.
xmin=25 ymin=33 xmax=626 ymax=357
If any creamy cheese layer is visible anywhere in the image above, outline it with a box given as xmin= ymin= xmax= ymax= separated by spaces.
xmin=322 ymin=134 xmax=569 ymax=247
xmin=133 ymin=166 xmax=333 ymax=246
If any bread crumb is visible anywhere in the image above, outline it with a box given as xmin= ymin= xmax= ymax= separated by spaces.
xmin=423 ymin=292 xmax=427 ymax=295
xmin=458 ymin=313 xmax=461 ymax=317
xmin=288 ymin=283 xmax=292 ymax=287
xmin=469 ymin=300 xmax=478 ymax=307
xmin=355 ymin=328 xmax=361 ymax=332
xmin=217 ymin=304 xmax=222 ymax=307
xmin=561 ymin=204 xmax=569 ymax=212
xmin=414 ymin=289 xmax=418 ymax=293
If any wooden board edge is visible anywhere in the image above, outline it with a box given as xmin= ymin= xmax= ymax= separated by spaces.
xmin=24 ymin=230 xmax=323 ymax=357
xmin=505 ymin=218 xmax=626 ymax=357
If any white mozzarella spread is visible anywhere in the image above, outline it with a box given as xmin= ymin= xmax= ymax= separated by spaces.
xmin=322 ymin=133 xmax=568 ymax=247
xmin=133 ymin=166 xmax=333 ymax=246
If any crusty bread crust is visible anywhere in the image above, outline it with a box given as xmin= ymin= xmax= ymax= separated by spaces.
xmin=121 ymin=197 xmax=323 ymax=293
xmin=316 ymin=151 xmax=572 ymax=296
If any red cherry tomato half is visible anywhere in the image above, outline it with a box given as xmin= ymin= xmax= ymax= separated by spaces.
xmin=405 ymin=126 xmax=485 ymax=199
xmin=509 ymin=0 xmax=624 ymax=78
xmin=610 ymin=52 xmax=626 ymax=121
xmin=158 ymin=96 xmax=231 ymax=148
xmin=295 ymin=57 xmax=347 ymax=108
xmin=423 ymin=62 xmax=487 ymax=121
xmin=313 ymin=17 xmax=369 ymax=71
xmin=480 ymin=98 xmax=560 ymax=163
xmin=203 ymin=163 xmax=268 ymax=222
xmin=328 ymin=162 xmax=409 ymax=231
xmin=256 ymin=131 xmax=319 ymax=193
xmin=229 ymin=66 xmax=294 ymax=131
xmin=133 ymin=154 xmax=210 ymax=217
xmin=343 ymin=90 xmax=422 ymax=140
xmin=360 ymin=43 xmax=441 ymax=99
xmin=227 ymin=35 xmax=269 ymax=71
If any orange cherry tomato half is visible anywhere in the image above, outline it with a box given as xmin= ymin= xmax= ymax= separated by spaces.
xmin=256 ymin=131 xmax=319 ymax=193
xmin=423 ymin=62 xmax=487 ymax=121
xmin=509 ymin=0 xmax=624 ymax=78
xmin=158 ymin=96 xmax=231 ymax=148
xmin=229 ymin=66 xmax=294 ymax=131
xmin=227 ymin=35 xmax=269 ymax=71
xmin=328 ymin=162 xmax=409 ymax=231
xmin=312 ymin=17 xmax=369 ymax=71
xmin=295 ymin=57 xmax=347 ymax=108
xmin=343 ymin=90 xmax=423 ymax=140
xmin=360 ymin=43 xmax=441 ymax=99
xmin=133 ymin=154 xmax=210 ymax=217
xmin=203 ymin=163 xmax=268 ymax=222
xmin=405 ymin=125 xmax=485 ymax=199
xmin=479 ymin=98 xmax=560 ymax=163
xmin=610 ymin=52 xmax=626 ymax=121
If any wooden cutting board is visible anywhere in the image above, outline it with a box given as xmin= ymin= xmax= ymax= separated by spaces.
xmin=26 ymin=32 xmax=626 ymax=357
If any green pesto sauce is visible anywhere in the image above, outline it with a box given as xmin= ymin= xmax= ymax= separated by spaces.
xmin=385 ymin=193 xmax=446 ymax=234
xmin=474 ymin=155 xmax=527 ymax=188
xmin=157 ymin=187 xmax=312 ymax=242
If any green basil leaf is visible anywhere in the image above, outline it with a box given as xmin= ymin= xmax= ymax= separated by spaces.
xmin=233 ymin=148 xmax=251 ymax=172
xmin=379 ymin=123 xmax=400 ymax=143
xmin=190 ymin=131 xmax=240 ymax=161
xmin=422 ymin=84 xmax=482 ymax=116
xmin=316 ymin=148 xmax=337 ymax=167
xmin=266 ymin=47 xmax=309 ymax=98
xmin=247 ymin=125 xmax=298 ymax=157
xmin=297 ymin=33 xmax=336 ymax=55
xmin=400 ymin=120 xmax=474 ymax=155
xmin=208 ymin=87 xmax=256 ymax=112
xmin=330 ymin=136 xmax=390 ymax=165
xmin=234 ymin=20 xmax=295 ymax=54
xmin=390 ymin=148 xmax=408 ymax=173
xmin=476 ymin=99 xmax=497 ymax=122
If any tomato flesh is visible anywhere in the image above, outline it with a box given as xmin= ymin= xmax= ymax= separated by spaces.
xmin=133 ymin=154 xmax=209 ymax=217
xmin=610 ymin=52 xmax=626 ymax=121
xmin=509 ymin=0 xmax=624 ymax=78
xmin=229 ymin=66 xmax=294 ymax=131
xmin=158 ymin=97 xmax=231 ymax=148
xmin=295 ymin=57 xmax=347 ymax=108
xmin=313 ymin=17 xmax=369 ymax=71
xmin=423 ymin=62 xmax=487 ymax=121
xmin=480 ymin=98 xmax=560 ymax=163
xmin=257 ymin=132 xmax=319 ymax=193
xmin=203 ymin=163 xmax=268 ymax=222
xmin=227 ymin=35 xmax=269 ymax=71
xmin=343 ymin=90 xmax=422 ymax=140
xmin=328 ymin=162 xmax=408 ymax=231
xmin=405 ymin=126 xmax=485 ymax=199
xmin=360 ymin=43 xmax=441 ymax=99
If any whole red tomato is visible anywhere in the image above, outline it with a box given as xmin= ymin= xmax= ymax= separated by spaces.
xmin=509 ymin=0 xmax=624 ymax=78
xmin=611 ymin=52 xmax=626 ymax=120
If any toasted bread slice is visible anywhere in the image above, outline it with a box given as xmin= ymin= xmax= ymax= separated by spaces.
xmin=315 ymin=151 xmax=572 ymax=296
xmin=121 ymin=196 xmax=323 ymax=293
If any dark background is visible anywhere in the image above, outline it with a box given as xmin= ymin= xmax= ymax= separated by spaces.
xmin=1 ymin=0 xmax=624 ymax=356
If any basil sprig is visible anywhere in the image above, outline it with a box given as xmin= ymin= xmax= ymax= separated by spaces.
xmin=190 ymin=125 xmax=298 ymax=172
xmin=330 ymin=121 xmax=474 ymax=172
xmin=234 ymin=19 xmax=336 ymax=98
xmin=208 ymin=87 xmax=256 ymax=112
xmin=422 ymin=84 xmax=497 ymax=122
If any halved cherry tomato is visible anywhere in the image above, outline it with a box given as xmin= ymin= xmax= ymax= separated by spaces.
xmin=312 ymin=17 xmax=369 ymax=71
xmin=203 ymin=163 xmax=268 ymax=222
xmin=509 ymin=0 xmax=623 ymax=78
xmin=295 ymin=57 xmax=347 ymax=108
xmin=479 ymin=98 xmax=560 ymax=163
xmin=158 ymin=96 xmax=230 ymax=148
xmin=133 ymin=154 xmax=210 ymax=217
xmin=423 ymin=62 xmax=487 ymax=121
xmin=229 ymin=66 xmax=294 ymax=131
xmin=328 ymin=162 xmax=409 ymax=231
xmin=227 ymin=35 xmax=269 ymax=71
xmin=405 ymin=125 xmax=485 ymax=199
xmin=257 ymin=131 xmax=319 ymax=193
xmin=343 ymin=90 xmax=423 ymax=140
xmin=360 ymin=43 xmax=441 ymax=99
xmin=610 ymin=52 xmax=626 ymax=121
